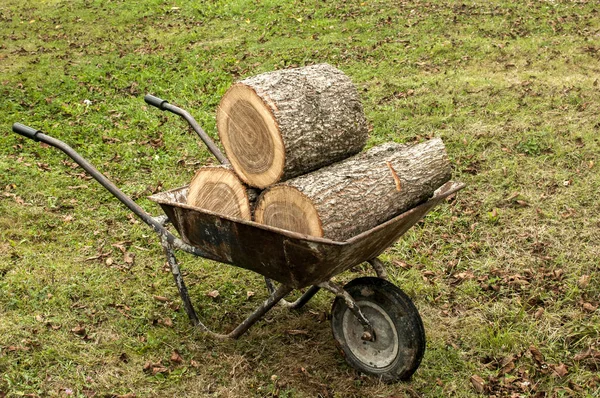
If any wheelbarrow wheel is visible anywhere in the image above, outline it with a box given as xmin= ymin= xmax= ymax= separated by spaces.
xmin=330 ymin=277 xmax=425 ymax=382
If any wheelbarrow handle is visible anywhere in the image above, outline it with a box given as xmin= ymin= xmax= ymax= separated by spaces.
xmin=144 ymin=94 xmax=230 ymax=165
xmin=12 ymin=123 xmax=41 ymax=141
xmin=11 ymin=122 xmax=168 ymax=233
xmin=11 ymin=122 xmax=225 ymax=263
xmin=144 ymin=94 xmax=169 ymax=110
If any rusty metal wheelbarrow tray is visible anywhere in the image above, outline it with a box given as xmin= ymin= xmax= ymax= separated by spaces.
xmin=150 ymin=180 xmax=463 ymax=289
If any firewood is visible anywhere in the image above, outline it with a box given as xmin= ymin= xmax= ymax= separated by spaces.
xmin=217 ymin=63 xmax=368 ymax=188
xmin=254 ymin=138 xmax=451 ymax=241
xmin=186 ymin=166 xmax=253 ymax=221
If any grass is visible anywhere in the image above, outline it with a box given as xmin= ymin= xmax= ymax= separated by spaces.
xmin=1 ymin=0 xmax=599 ymax=396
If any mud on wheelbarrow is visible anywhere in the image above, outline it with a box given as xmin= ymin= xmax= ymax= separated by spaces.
xmin=12 ymin=95 xmax=464 ymax=382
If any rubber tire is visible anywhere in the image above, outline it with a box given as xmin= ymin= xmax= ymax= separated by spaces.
xmin=331 ymin=277 xmax=425 ymax=382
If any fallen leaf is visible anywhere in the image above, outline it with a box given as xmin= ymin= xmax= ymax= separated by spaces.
xmin=574 ymin=348 xmax=600 ymax=362
xmin=152 ymin=366 xmax=168 ymax=375
xmin=105 ymin=257 xmax=114 ymax=266
xmin=162 ymin=318 xmax=173 ymax=327
xmin=124 ymin=252 xmax=135 ymax=265
xmin=246 ymin=291 xmax=255 ymax=299
xmin=286 ymin=329 xmax=309 ymax=336
xmin=534 ymin=307 xmax=545 ymax=319
xmin=470 ymin=375 xmax=485 ymax=393
xmin=550 ymin=363 xmax=568 ymax=378
xmin=578 ymin=275 xmax=590 ymax=289
xmin=170 ymin=350 xmax=183 ymax=364
xmin=498 ymin=355 xmax=515 ymax=376
xmin=530 ymin=345 xmax=545 ymax=365
xmin=71 ymin=325 xmax=86 ymax=336
xmin=582 ymin=302 xmax=597 ymax=312
xmin=206 ymin=290 xmax=219 ymax=299
xmin=153 ymin=295 xmax=169 ymax=302
xmin=190 ymin=359 xmax=199 ymax=368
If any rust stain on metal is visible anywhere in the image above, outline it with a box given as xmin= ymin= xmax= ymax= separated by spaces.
xmin=386 ymin=161 xmax=402 ymax=192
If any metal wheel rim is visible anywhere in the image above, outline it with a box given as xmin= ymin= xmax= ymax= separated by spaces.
xmin=341 ymin=300 xmax=399 ymax=369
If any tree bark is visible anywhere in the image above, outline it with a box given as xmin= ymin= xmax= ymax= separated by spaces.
xmin=217 ymin=63 xmax=368 ymax=188
xmin=186 ymin=166 xmax=253 ymax=221
xmin=254 ymin=138 xmax=452 ymax=241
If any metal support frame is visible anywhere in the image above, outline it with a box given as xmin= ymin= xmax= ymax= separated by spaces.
xmin=162 ymin=239 xmax=293 ymax=339
xmin=318 ymin=280 xmax=375 ymax=339
xmin=265 ymin=278 xmax=321 ymax=310
xmin=368 ymin=257 xmax=388 ymax=279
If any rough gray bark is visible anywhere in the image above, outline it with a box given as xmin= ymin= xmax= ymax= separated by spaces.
xmin=217 ymin=63 xmax=368 ymax=188
xmin=255 ymin=138 xmax=452 ymax=241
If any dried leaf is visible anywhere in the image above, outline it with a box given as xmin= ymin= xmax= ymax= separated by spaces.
xmin=550 ymin=363 xmax=568 ymax=378
xmin=105 ymin=257 xmax=114 ymax=266
xmin=162 ymin=318 xmax=173 ymax=327
xmin=153 ymin=295 xmax=169 ymax=302
xmin=578 ymin=274 xmax=590 ymax=289
xmin=573 ymin=348 xmax=600 ymax=362
xmin=246 ymin=291 xmax=255 ymax=299
xmin=123 ymin=252 xmax=135 ymax=265
xmin=470 ymin=374 xmax=485 ymax=393
xmin=530 ymin=345 xmax=545 ymax=365
xmin=71 ymin=325 xmax=86 ymax=336
xmin=582 ymin=302 xmax=597 ymax=312
xmin=498 ymin=355 xmax=515 ymax=376
xmin=206 ymin=290 xmax=220 ymax=299
xmin=534 ymin=307 xmax=545 ymax=319
xmin=170 ymin=350 xmax=183 ymax=364
xmin=190 ymin=359 xmax=199 ymax=368
xmin=286 ymin=329 xmax=309 ymax=336
xmin=151 ymin=366 xmax=168 ymax=375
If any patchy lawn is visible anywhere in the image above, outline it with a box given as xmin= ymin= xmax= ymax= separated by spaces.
xmin=1 ymin=0 xmax=599 ymax=396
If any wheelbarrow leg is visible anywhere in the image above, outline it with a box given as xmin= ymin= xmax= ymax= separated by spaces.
xmin=163 ymin=242 xmax=292 ymax=339
xmin=368 ymin=257 xmax=388 ymax=280
xmin=163 ymin=243 xmax=201 ymax=327
xmin=227 ymin=283 xmax=292 ymax=339
xmin=318 ymin=280 xmax=375 ymax=340
xmin=265 ymin=277 xmax=321 ymax=310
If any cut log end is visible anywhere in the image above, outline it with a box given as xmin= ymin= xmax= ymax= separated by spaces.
xmin=186 ymin=166 xmax=252 ymax=221
xmin=254 ymin=186 xmax=323 ymax=237
xmin=217 ymin=84 xmax=285 ymax=189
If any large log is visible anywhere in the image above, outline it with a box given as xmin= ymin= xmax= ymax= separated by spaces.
xmin=217 ymin=63 xmax=368 ymax=188
xmin=254 ymin=138 xmax=452 ymax=241
xmin=186 ymin=166 xmax=253 ymax=221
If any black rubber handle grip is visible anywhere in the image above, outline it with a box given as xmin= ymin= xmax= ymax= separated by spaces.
xmin=12 ymin=123 xmax=40 ymax=141
xmin=144 ymin=94 xmax=169 ymax=110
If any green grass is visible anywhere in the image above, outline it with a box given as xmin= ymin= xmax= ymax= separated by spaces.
xmin=1 ymin=0 xmax=599 ymax=396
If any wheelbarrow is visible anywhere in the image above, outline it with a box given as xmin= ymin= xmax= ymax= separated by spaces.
xmin=11 ymin=95 xmax=464 ymax=382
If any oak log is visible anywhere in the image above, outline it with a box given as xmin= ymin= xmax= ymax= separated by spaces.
xmin=186 ymin=166 xmax=253 ymax=221
xmin=217 ymin=63 xmax=368 ymax=188
xmin=254 ymin=138 xmax=451 ymax=241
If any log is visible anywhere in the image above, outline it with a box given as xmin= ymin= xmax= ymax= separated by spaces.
xmin=186 ymin=166 xmax=253 ymax=221
xmin=217 ymin=63 xmax=368 ymax=188
xmin=254 ymin=138 xmax=452 ymax=241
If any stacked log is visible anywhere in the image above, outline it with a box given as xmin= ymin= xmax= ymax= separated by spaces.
xmin=254 ymin=139 xmax=451 ymax=241
xmin=182 ymin=64 xmax=452 ymax=239
xmin=186 ymin=166 xmax=252 ymax=221
xmin=217 ymin=63 xmax=368 ymax=188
